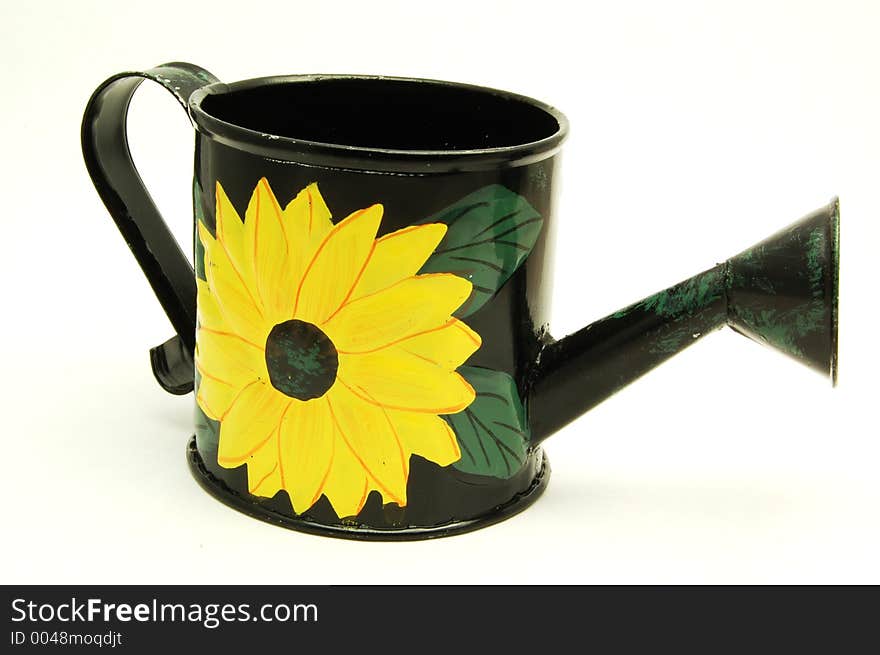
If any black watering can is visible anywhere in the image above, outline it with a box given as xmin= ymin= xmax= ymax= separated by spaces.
xmin=83 ymin=62 xmax=839 ymax=539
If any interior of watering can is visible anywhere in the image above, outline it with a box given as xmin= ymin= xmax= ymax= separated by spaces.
xmin=199 ymin=77 xmax=562 ymax=151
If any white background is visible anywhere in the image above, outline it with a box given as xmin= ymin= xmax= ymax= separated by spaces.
xmin=1 ymin=0 xmax=878 ymax=584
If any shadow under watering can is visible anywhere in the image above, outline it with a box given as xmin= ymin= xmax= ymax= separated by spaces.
xmin=82 ymin=62 xmax=839 ymax=539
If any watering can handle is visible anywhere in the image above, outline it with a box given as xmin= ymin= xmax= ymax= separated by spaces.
xmin=81 ymin=62 xmax=219 ymax=395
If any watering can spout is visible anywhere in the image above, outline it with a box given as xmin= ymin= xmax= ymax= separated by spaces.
xmin=528 ymin=199 xmax=840 ymax=443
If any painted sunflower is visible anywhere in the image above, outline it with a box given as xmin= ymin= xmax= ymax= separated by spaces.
xmin=195 ymin=178 xmax=481 ymax=518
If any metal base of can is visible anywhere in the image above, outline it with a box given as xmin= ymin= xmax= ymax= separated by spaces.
xmin=186 ymin=435 xmax=550 ymax=541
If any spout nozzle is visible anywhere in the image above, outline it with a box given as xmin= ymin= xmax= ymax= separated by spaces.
xmin=725 ymin=198 xmax=840 ymax=385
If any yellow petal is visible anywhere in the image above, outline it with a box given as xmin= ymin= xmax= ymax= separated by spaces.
xmin=199 ymin=221 xmax=267 ymax=343
xmin=349 ymin=223 xmax=447 ymax=300
xmin=338 ymin=349 xmax=475 ymax=414
xmin=196 ymin=278 xmax=224 ymax=330
xmin=294 ymin=204 xmax=383 ymax=325
xmin=326 ymin=382 xmax=408 ymax=506
xmin=217 ymin=381 xmax=288 ymax=467
xmin=283 ymin=182 xmax=333 ymax=240
xmin=323 ymin=274 xmax=472 ymax=353
xmin=196 ymin=326 xmax=266 ymax=384
xmin=277 ymin=398 xmax=336 ymax=514
xmin=196 ymin=373 xmax=238 ymax=421
xmin=195 ymin=326 xmax=265 ymax=420
xmin=322 ymin=434 xmax=370 ymax=518
xmin=390 ymin=411 xmax=461 ymax=467
xmin=215 ymin=182 xmax=258 ymax=299
xmin=392 ymin=318 xmax=481 ymax=369
xmin=280 ymin=183 xmax=334 ymax=312
xmin=245 ymin=436 xmax=283 ymax=498
xmin=243 ymin=178 xmax=293 ymax=319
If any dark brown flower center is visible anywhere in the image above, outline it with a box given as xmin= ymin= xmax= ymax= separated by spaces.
xmin=264 ymin=319 xmax=338 ymax=400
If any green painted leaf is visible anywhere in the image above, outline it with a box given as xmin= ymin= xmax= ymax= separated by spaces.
xmin=193 ymin=178 xmax=207 ymax=281
xmin=419 ymin=185 xmax=543 ymax=317
xmin=446 ymin=366 xmax=530 ymax=479
xmin=193 ymin=184 xmax=220 ymax=446
xmin=194 ymin=373 xmax=220 ymax=448
xmin=195 ymin=405 xmax=220 ymax=448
